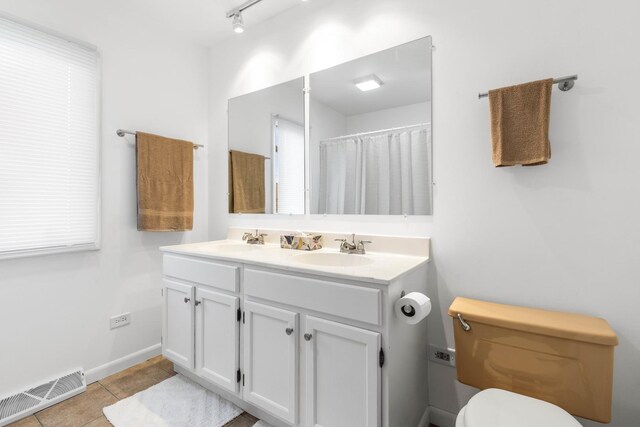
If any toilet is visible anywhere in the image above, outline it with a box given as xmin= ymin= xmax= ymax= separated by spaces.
xmin=448 ymin=297 xmax=618 ymax=426
xmin=455 ymin=388 xmax=581 ymax=427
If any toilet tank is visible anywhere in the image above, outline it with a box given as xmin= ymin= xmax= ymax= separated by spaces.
xmin=448 ymin=297 xmax=618 ymax=423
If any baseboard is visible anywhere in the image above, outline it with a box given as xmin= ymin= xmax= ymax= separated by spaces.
xmin=418 ymin=406 xmax=430 ymax=427
xmin=85 ymin=343 xmax=161 ymax=384
xmin=429 ymin=405 xmax=457 ymax=427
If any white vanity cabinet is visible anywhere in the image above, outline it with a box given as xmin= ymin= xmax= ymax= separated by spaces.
xmin=196 ymin=287 xmax=240 ymax=393
xmin=243 ymin=267 xmax=383 ymax=427
xmin=243 ymin=301 xmax=298 ymax=424
xmin=304 ymin=315 xmax=380 ymax=427
xmin=161 ymin=246 xmax=429 ymax=427
xmin=162 ymin=254 xmax=241 ymax=392
xmin=162 ymin=279 xmax=195 ymax=369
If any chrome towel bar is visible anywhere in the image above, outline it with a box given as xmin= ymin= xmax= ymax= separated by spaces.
xmin=116 ymin=129 xmax=204 ymax=150
xmin=478 ymin=74 xmax=578 ymax=99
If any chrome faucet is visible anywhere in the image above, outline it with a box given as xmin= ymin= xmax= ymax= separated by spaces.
xmin=243 ymin=229 xmax=267 ymax=245
xmin=335 ymin=234 xmax=372 ymax=255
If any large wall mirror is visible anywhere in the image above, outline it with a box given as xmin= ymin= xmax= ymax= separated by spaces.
xmin=309 ymin=36 xmax=433 ymax=215
xmin=228 ymin=77 xmax=305 ymax=214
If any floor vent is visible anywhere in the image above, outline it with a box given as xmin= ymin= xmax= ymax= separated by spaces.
xmin=0 ymin=369 xmax=85 ymax=427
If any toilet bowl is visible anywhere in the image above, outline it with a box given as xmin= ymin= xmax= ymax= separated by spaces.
xmin=455 ymin=388 xmax=582 ymax=427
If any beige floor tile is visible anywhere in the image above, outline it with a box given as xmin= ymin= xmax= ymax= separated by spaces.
xmin=98 ymin=360 xmax=173 ymax=399
xmin=137 ymin=355 xmax=173 ymax=370
xmin=223 ymin=412 xmax=259 ymax=427
xmin=146 ymin=355 xmax=175 ymax=374
xmin=7 ymin=415 xmax=41 ymax=427
xmin=82 ymin=416 xmax=112 ymax=427
xmin=35 ymin=383 xmax=117 ymax=427
xmin=242 ymin=413 xmax=259 ymax=423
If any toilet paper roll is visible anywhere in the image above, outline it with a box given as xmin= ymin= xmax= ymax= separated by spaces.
xmin=394 ymin=292 xmax=431 ymax=325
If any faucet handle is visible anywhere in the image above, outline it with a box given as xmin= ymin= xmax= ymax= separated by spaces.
xmin=357 ymin=240 xmax=372 ymax=253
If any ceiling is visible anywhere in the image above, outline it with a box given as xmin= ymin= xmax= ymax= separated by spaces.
xmin=310 ymin=37 xmax=432 ymax=116
xmin=123 ymin=0 xmax=307 ymax=46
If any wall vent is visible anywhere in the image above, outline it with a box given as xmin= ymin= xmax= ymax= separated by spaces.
xmin=0 ymin=369 xmax=85 ymax=426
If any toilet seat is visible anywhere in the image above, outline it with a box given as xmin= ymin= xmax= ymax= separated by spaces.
xmin=456 ymin=388 xmax=582 ymax=427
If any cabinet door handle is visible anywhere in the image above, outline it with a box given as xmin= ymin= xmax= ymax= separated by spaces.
xmin=195 ymin=300 xmax=201 ymax=306
xmin=285 ymin=328 xmax=294 ymax=335
xmin=304 ymin=333 xmax=312 ymax=341
xmin=184 ymin=297 xmax=190 ymax=303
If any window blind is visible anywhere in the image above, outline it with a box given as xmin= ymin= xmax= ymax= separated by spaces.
xmin=0 ymin=16 xmax=99 ymax=258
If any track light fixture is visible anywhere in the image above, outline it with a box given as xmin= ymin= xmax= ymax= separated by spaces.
xmin=232 ymin=12 xmax=244 ymax=34
xmin=227 ymin=0 xmax=308 ymax=34
xmin=226 ymin=0 xmax=261 ymax=34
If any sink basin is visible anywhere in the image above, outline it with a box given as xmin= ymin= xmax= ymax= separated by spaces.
xmin=293 ymin=252 xmax=374 ymax=267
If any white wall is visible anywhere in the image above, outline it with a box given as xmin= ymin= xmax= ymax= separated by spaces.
xmin=208 ymin=0 xmax=640 ymax=425
xmin=345 ymin=102 xmax=430 ymax=134
xmin=0 ymin=1 xmax=209 ymax=396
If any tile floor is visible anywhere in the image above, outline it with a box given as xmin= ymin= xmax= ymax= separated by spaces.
xmin=7 ymin=356 xmax=438 ymax=427
xmin=8 ymin=356 xmax=257 ymax=427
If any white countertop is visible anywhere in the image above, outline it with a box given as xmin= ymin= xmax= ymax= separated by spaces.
xmin=160 ymin=239 xmax=429 ymax=284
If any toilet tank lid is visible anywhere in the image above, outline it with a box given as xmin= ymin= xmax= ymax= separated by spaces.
xmin=448 ymin=297 xmax=618 ymax=346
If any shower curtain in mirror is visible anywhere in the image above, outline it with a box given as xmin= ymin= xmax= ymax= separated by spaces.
xmin=317 ymin=125 xmax=432 ymax=215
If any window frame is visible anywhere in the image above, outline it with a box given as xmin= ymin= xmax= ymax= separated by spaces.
xmin=0 ymin=12 xmax=101 ymax=260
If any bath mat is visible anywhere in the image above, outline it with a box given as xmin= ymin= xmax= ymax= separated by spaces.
xmin=103 ymin=374 xmax=243 ymax=427
xmin=252 ymin=421 xmax=273 ymax=427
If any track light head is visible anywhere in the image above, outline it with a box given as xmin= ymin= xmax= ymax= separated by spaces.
xmin=232 ymin=12 xmax=244 ymax=34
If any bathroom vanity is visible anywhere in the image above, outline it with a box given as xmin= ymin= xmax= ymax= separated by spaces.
xmin=160 ymin=234 xmax=430 ymax=427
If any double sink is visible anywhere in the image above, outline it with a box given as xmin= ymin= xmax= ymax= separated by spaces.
xmin=206 ymin=242 xmax=374 ymax=268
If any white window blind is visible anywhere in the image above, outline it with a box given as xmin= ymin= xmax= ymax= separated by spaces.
xmin=273 ymin=117 xmax=304 ymax=214
xmin=0 ymin=16 xmax=99 ymax=259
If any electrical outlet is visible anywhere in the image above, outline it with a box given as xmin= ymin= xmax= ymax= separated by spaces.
xmin=110 ymin=313 xmax=131 ymax=329
xmin=428 ymin=345 xmax=456 ymax=367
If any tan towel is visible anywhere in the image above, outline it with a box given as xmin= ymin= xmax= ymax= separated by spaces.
xmin=229 ymin=150 xmax=265 ymax=213
xmin=489 ymin=78 xmax=553 ymax=167
xmin=136 ymin=132 xmax=194 ymax=231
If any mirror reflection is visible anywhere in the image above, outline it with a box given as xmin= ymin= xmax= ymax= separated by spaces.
xmin=309 ymin=37 xmax=433 ymax=215
xmin=228 ymin=77 xmax=305 ymax=214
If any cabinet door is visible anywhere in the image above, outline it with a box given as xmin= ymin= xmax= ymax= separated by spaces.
xmin=163 ymin=279 xmax=195 ymax=369
xmin=196 ymin=287 xmax=240 ymax=393
xmin=243 ymin=301 xmax=298 ymax=424
xmin=305 ymin=316 xmax=381 ymax=427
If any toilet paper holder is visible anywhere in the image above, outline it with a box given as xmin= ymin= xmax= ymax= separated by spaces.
xmin=396 ymin=290 xmax=431 ymax=324
xmin=399 ymin=291 xmax=416 ymax=317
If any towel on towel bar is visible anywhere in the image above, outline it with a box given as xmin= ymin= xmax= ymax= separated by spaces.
xmin=229 ymin=150 xmax=265 ymax=213
xmin=136 ymin=132 xmax=194 ymax=231
xmin=489 ymin=78 xmax=553 ymax=167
